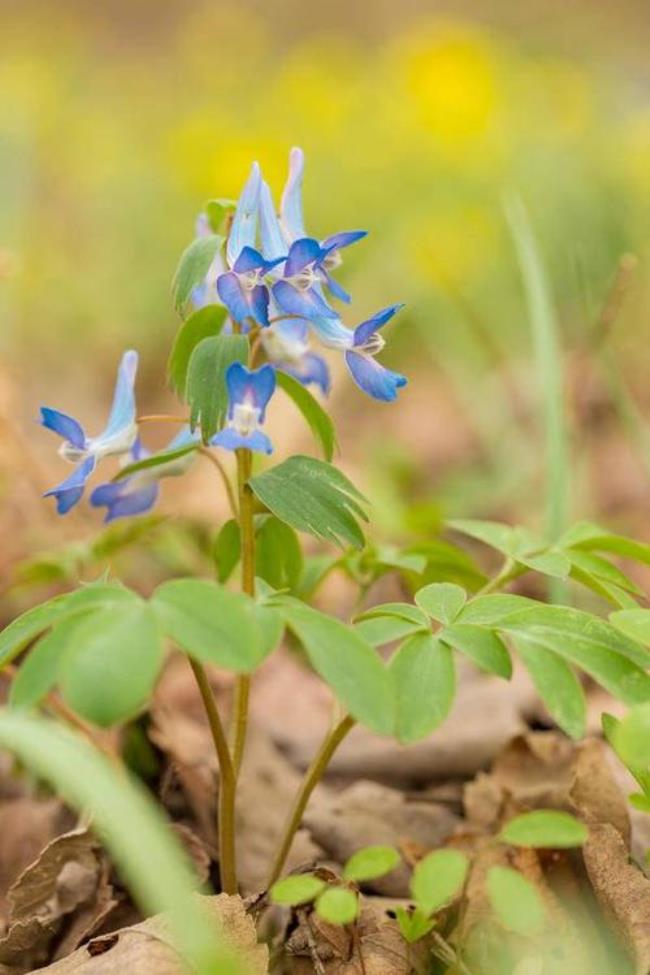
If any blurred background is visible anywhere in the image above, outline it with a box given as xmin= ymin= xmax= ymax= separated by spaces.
xmin=1 ymin=0 xmax=650 ymax=591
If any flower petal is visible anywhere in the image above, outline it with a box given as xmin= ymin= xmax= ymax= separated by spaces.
xmin=227 ymin=162 xmax=262 ymax=267
xmin=259 ymin=180 xmax=287 ymax=264
xmin=212 ymin=427 xmax=273 ymax=455
xmin=99 ymin=350 xmax=139 ymax=442
xmin=285 ymin=238 xmax=327 ymax=277
xmin=44 ymin=455 xmax=96 ymax=515
xmin=272 ymin=280 xmax=338 ymax=322
xmin=282 ymin=353 xmax=331 ymax=395
xmin=307 ymin=314 xmax=356 ymax=350
xmin=321 ymin=230 xmax=367 ymax=251
xmin=217 ymin=273 xmax=270 ymax=327
xmin=321 ymin=269 xmax=351 ymax=304
xmin=225 ymin=362 xmax=276 ymax=420
xmin=280 ymin=146 xmax=306 ymax=243
xmin=345 ymin=350 xmax=407 ymax=402
xmin=353 ymin=303 xmax=404 ymax=347
xmin=40 ymin=408 xmax=86 ymax=449
xmin=91 ymin=480 xmax=159 ymax=523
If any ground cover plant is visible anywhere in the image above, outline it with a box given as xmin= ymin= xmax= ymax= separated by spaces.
xmin=3 ymin=149 xmax=650 ymax=974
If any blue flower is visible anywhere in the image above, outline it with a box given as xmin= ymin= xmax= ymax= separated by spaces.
xmin=277 ymin=147 xmax=367 ymax=305
xmin=215 ymin=163 xmax=285 ymax=328
xmin=211 ymin=363 xmax=276 ymax=454
xmin=344 ymin=304 xmax=407 ymax=402
xmin=90 ymin=427 xmax=198 ymax=523
xmin=261 ymin=319 xmax=330 ymax=394
xmin=41 ymin=350 xmax=139 ymax=514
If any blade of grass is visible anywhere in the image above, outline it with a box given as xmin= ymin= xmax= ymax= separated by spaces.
xmin=506 ymin=195 xmax=569 ymax=601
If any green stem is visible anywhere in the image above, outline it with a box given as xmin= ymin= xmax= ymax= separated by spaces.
xmin=267 ymin=714 xmax=355 ymax=888
xmin=231 ymin=448 xmax=255 ymax=778
xmin=188 ymin=658 xmax=237 ymax=894
xmin=476 ymin=556 xmax=521 ymax=597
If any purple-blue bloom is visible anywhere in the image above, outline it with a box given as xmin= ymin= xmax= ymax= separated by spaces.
xmin=211 ymin=363 xmax=276 ymax=455
xmin=261 ymin=319 xmax=330 ymax=394
xmin=192 ymin=213 xmax=225 ymax=310
xmin=90 ymin=427 xmax=198 ymax=523
xmin=41 ymin=350 xmax=139 ymax=514
xmin=344 ymin=304 xmax=407 ymax=402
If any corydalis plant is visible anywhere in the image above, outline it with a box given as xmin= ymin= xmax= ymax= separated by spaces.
xmin=8 ymin=150 xmax=650 ymax=919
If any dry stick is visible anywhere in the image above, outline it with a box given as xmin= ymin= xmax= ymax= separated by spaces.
xmin=188 ymin=658 xmax=237 ymax=894
xmin=267 ymin=714 xmax=356 ymax=888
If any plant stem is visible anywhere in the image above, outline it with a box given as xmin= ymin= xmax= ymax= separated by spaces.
xmin=267 ymin=714 xmax=355 ymax=888
xmin=231 ymin=448 xmax=255 ymax=777
xmin=188 ymin=658 xmax=237 ymax=894
xmin=476 ymin=556 xmax=521 ymax=597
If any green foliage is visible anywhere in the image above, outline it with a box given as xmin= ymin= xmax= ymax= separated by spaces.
xmin=405 ymin=539 xmax=487 ymax=592
xmin=213 ymin=519 xmax=241 ymax=583
xmin=270 ymin=874 xmax=326 ymax=906
xmin=10 ymin=613 xmax=97 ymax=709
xmin=486 ymin=865 xmax=544 ymax=935
xmin=415 ymin=582 xmax=467 ymax=624
xmin=390 ymin=633 xmax=455 ymax=744
xmin=610 ymin=609 xmax=650 ymax=644
xmin=515 ymin=637 xmax=586 ymax=739
xmin=449 ymin=519 xmax=570 ymax=580
xmin=355 ymin=615 xmax=427 ymax=647
xmin=0 ymin=712 xmax=236 ymax=974
xmin=115 ymin=442 xmax=198 ymax=481
xmin=440 ymin=624 xmax=512 ymax=679
xmin=152 ymin=578 xmax=270 ymax=672
xmin=205 ymin=198 xmax=236 ymax=233
xmin=249 ymin=455 xmax=368 ymax=549
xmin=611 ymin=703 xmax=650 ymax=771
xmin=276 ymin=598 xmax=394 ymax=736
xmin=343 ymin=845 xmax=400 ymax=883
xmin=395 ymin=907 xmax=435 ymax=944
xmin=315 ymin=887 xmax=359 ymax=925
xmin=168 ymin=305 xmax=227 ymax=397
xmin=500 ymin=810 xmax=588 ymax=848
xmin=187 ymin=334 xmax=249 ymax=442
xmin=255 ymin=517 xmax=303 ymax=591
xmin=276 ymin=371 xmax=337 ymax=461
xmin=172 ymin=233 xmax=224 ymax=313
xmin=59 ymin=602 xmax=164 ymax=726
xmin=410 ymin=849 xmax=468 ymax=916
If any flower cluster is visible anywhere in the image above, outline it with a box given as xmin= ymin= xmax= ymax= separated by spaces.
xmin=40 ymin=149 xmax=406 ymax=520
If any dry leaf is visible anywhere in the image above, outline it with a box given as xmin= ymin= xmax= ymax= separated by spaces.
xmin=28 ymin=894 xmax=268 ymax=974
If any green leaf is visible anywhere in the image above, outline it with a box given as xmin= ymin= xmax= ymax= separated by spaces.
xmin=315 ymin=887 xmax=359 ymax=925
xmin=172 ymin=233 xmax=223 ymax=313
xmin=497 ymin=605 xmax=650 ymax=704
xmin=410 ymin=849 xmax=468 ymax=916
xmin=356 ymin=602 xmax=429 ymax=626
xmin=10 ymin=613 xmax=95 ymax=709
xmin=448 ymin=519 xmax=517 ymax=555
xmin=390 ymin=633 xmax=455 ymax=744
xmin=415 ymin=583 xmax=467 ymax=624
xmin=187 ymin=334 xmax=248 ymax=442
xmin=0 ymin=712 xmax=232 ymax=973
xmin=559 ymin=521 xmax=650 ymax=566
xmin=249 ymin=455 xmax=368 ymax=550
xmin=168 ymin=305 xmax=227 ymax=397
xmin=115 ymin=442 xmax=198 ymax=481
xmin=395 ymin=907 xmax=435 ymax=944
xmin=205 ymin=198 xmax=236 ymax=233
xmin=276 ymin=371 xmax=337 ymax=461
xmin=486 ymin=866 xmax=544 ymax=935
xmin=270 ymin=874 xmax=326 ymax=906
xmin=441 ymin=624 xmax=512 ymax=679
xmin=0 ymin=584 xmax=137 ymax=669
xmin=610 ymin=609 xmax=650 ymax=645
xmin=278 ymin=598 xmax=394 ymax=736
xmin=500 ymin=810 xmax=587 ymax=848
xmin=213 ymin=519 xmax=241 ymax=583
xmin=514 ymin=636 xmax=586 ymax=740
xmin=405 ymin=539 xmax=487 ymax=591
xmin=343 ymin=846 xmax=400 ymax=883
xmin=152 ymin=579 xmax=266 ymax=672
xmin=612 ymin=703 xmax=650 ymax=770
xmin=448 ymin=520 xmax=570 ymax=580
xmin=60 ymin=603 xmax=165 ymax=727
xmin=566 ymin=550 xmax=641 ymax=595
xmin=458 ymin=594 xmax=536 ymax=625
xmin=355 ymin=616 xmax=427 ymax=648
xmin=256 ymin=516 xmax=303 ymax=591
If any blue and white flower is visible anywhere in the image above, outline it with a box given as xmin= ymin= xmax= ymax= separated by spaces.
xmin=90 ymin=427 xmax=198 ymax=523
xmin=261 ymin=319 xmax=330 ymax=394
xmin=215 ymin=163 xmax=285 ymax=328
xmin=211 ymin=363 xmax=276 ymax=455
xmin=41 ymin=350 xmax=139 ymax=514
